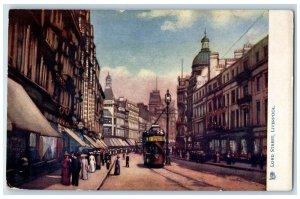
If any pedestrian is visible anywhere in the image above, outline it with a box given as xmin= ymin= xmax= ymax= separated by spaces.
xmin=106 ymin=157 xmax=111 ymax=170
xmin=231 ymin=153 xmax=236 ymax=164
xmin=258 ymin=152 xmax=265 ymax=170
xmin=125 ymin=154 xmax=130 ymax=167
xmin=101 ymin=150 xmax=105 ymax=166
xmin=61 ymin=152 xmax=71 ymax=185
xmin=70 ymin=153 xmax=81 ymax=186
xmin=186 ymin=151 xmax=190 ymax=161
xmin=213 ymin=152 xmax=217 ymax=163
xmin=226 ymin=151 xmax=231 ymax=165
xmin=81 ymin=154 xmax=89 ymax=180
xmin=216 ymin=152 xmax=221 ymax=163
xmin=19 ymin=155 xmax=30 ymax=179
xmin=114 ymin=156 xmax=121 ymax=175
xmin=123 ymin=153 xmax=125 ymax=159
xmin=95 ymin=151 xmax=101 ymax=170
xmin=89 ymin=153 xmax=96 ymax=173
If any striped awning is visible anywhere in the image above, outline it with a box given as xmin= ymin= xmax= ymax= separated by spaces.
xmin=83 ymin=135 xmax=103 ymax=148
xmin=126 ymin=139 xmax=136 ymax=146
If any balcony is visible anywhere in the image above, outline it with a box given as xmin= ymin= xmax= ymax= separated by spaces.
xmin=235 ymin=69 xmax=251 ymax=84
xmin=237 ymin=94 xmax=252 ymax=105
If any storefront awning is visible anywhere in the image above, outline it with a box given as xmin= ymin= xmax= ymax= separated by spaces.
xmin=103 ymin=138 xmax=116 ymax=147
xmin=95 ymin=139 xmax=108 ymax=149
xmin=7 ymin=78 xmax=61 ymax=137
xmin=64 ymin=128 xmax=89 ymax=147
xmin=83 ymin=135 xmax=103 ymax=148
xmin=126 ymin=139 xmax=136 ymax=146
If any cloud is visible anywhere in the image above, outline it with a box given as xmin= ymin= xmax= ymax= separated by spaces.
xmin=208 ymin=10 xmax=267 ymax=26
xmin=100 ymin=66 xmax=178 ymax=105
xmin=138 ymin=10 xmax=197 ymax=31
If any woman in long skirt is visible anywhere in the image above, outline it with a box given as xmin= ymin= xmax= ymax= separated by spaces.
xmin=114 ymin=156 xmax=120 ymax=175
xmin=89 ymin=154 xmax=96 ymax=173
xmin=61 ymin=152 xmax=71 ymax=185
xmin=81 ymin=154 xmax=89 ymax=180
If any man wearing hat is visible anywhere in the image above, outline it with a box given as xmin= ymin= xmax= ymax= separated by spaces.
xmin=70 ymin=152 xmax=81 ymax=186
xmin=61 ymin=152 xmax=71 ymax=185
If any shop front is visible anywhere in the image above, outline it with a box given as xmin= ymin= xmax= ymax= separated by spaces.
xmin=7 ymin=78 xmax=62 ymax=186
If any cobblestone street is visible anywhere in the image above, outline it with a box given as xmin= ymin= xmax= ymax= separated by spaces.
xmin=100 ymin=153 xmax=265 ymax=191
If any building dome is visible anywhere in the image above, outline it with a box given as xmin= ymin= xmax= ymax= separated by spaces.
xmin=192 ymin=51 xmax=210 ymax=67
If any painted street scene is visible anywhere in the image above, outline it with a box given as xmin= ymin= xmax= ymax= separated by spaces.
xmin=6 ymin=10 xmax=268 ymax=191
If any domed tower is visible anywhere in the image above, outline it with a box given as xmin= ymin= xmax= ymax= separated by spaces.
xmin=192 ymin=30 xmax=211 ymax=77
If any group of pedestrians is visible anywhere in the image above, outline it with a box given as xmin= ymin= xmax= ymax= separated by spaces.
xmin=61 ymin=150 xmax=112 ymax=186
xmin=61 ymin=150 xmax=131 ymax=186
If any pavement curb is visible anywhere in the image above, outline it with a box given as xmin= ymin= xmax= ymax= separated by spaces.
xmin=96 ymin=157 xmax=116 ymax=190
xmin=171 ymin=156 xmax=265 ymax=173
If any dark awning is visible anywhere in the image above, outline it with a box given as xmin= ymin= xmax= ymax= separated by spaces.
xmin=64 ymin=128 xmax=89 ymax=147
xmin=7 ymin=78 xmax=61 ymax=137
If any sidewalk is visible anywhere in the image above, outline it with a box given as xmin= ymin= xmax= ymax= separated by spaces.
xmin=15 ymin=157 xmax=116 ymax=190
xmin=171 ymin=156 xmax=266 ymax=173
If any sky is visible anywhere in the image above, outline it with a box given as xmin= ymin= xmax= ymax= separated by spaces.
xmin=91 ymin=10 xmax=269 ymax=104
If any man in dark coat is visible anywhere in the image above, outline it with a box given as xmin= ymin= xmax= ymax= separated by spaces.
xmin=70 ymin=153 xmax=81 ymax=186
xmin=125 ymin=154 xmax=130 ymax=167
xmin=95 ymin=151 xmax=101 ymax=170
xmin=100 ymin=151 xmax=105 ymax=166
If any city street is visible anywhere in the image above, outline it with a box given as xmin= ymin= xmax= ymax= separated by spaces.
xmin=100 ymin=153 xmax=265 ymax=191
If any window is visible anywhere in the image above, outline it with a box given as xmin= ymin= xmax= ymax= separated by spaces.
xmin=243 ymin=59 xmax=249 ymax=70
xmin=231 ymin=90 xmax=236 ymax=104
xmin=243 ymin=85 xmax=249 ymax=96
xmin=231 ymin=70 xmax=234 ymax=78
xmin=208 ymin=102 xmax=212 ymax=112
xmin=257 ymin=76 xmax=261 ymax=92
xmin=231 ymin=111 xmax=235 ymax=128
xmin=227 ymin=94 xmax=229 ymax=106
xmin=264 ymin=45 xmax=268 ymax=57
xmin=244 ymin=108 xmax=249 ymax=126
xmin=236 ymin=110 xmax=239 ymax=128
xmin=227 ymin=73 xmax=229 ymax=81
xmin=256 ymin=101 xmax=261 ymax=125
xmin=256 ymin=51 xmax=259 ymax=63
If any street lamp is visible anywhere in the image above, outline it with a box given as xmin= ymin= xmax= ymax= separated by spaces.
xmin=165 ymin=89 xmax=171 ymax=165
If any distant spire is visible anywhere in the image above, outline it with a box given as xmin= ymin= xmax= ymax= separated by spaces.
xmin=155 ymin=76 xmax=158 ymax=91
xmin=181 ymin=59 xmax=183 ymax=78
xmin=204 ymin=28 xmax=206 ymax=36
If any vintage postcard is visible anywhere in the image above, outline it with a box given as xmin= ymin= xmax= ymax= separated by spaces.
xmin=3 ymin=8 xmax=293 ymax=192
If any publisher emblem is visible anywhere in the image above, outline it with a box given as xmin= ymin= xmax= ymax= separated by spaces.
xmin=269 ymin=171 xmax=276 ymax=180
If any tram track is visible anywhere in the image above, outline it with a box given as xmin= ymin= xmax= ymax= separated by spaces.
xmin=149 ymin=166 xmax=221 ymax=191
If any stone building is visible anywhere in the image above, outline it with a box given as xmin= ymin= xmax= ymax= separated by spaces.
xmin=192 ymin=36 xmax=268 ymax=158
xmin=6 ymin=10 xmax=105 ymax=184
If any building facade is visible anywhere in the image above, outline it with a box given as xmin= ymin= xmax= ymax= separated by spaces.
xmin=193 ymin=36 xmax=268 ymax=158
xmin=103 ymin=73 xmax=116 ymax=137
xmin=127 ymin=100 xmax=140 ymax=140
xmin=7 ymin=10 xmax=106 ymax=184
xmin=79 ymin=12 xmax=105 ymax=138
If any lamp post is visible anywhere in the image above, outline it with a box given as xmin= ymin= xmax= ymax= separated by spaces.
xmin=165 ymin=89 xmax=171 ymax=165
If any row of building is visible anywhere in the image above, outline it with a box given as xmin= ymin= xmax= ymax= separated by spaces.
xmin=6 ymin=10 xmax=113 ymax=185
xmin=176 ymin=32 xmax=268 ymax=160
xmin=101 ymin=73 xmax=177 ymax=148
xmin=6 ymin=9 xmax=177 ymax=185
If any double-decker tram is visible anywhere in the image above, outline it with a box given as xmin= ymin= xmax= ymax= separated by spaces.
xmin=142 ymin=125 xmax=165 ymax=168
